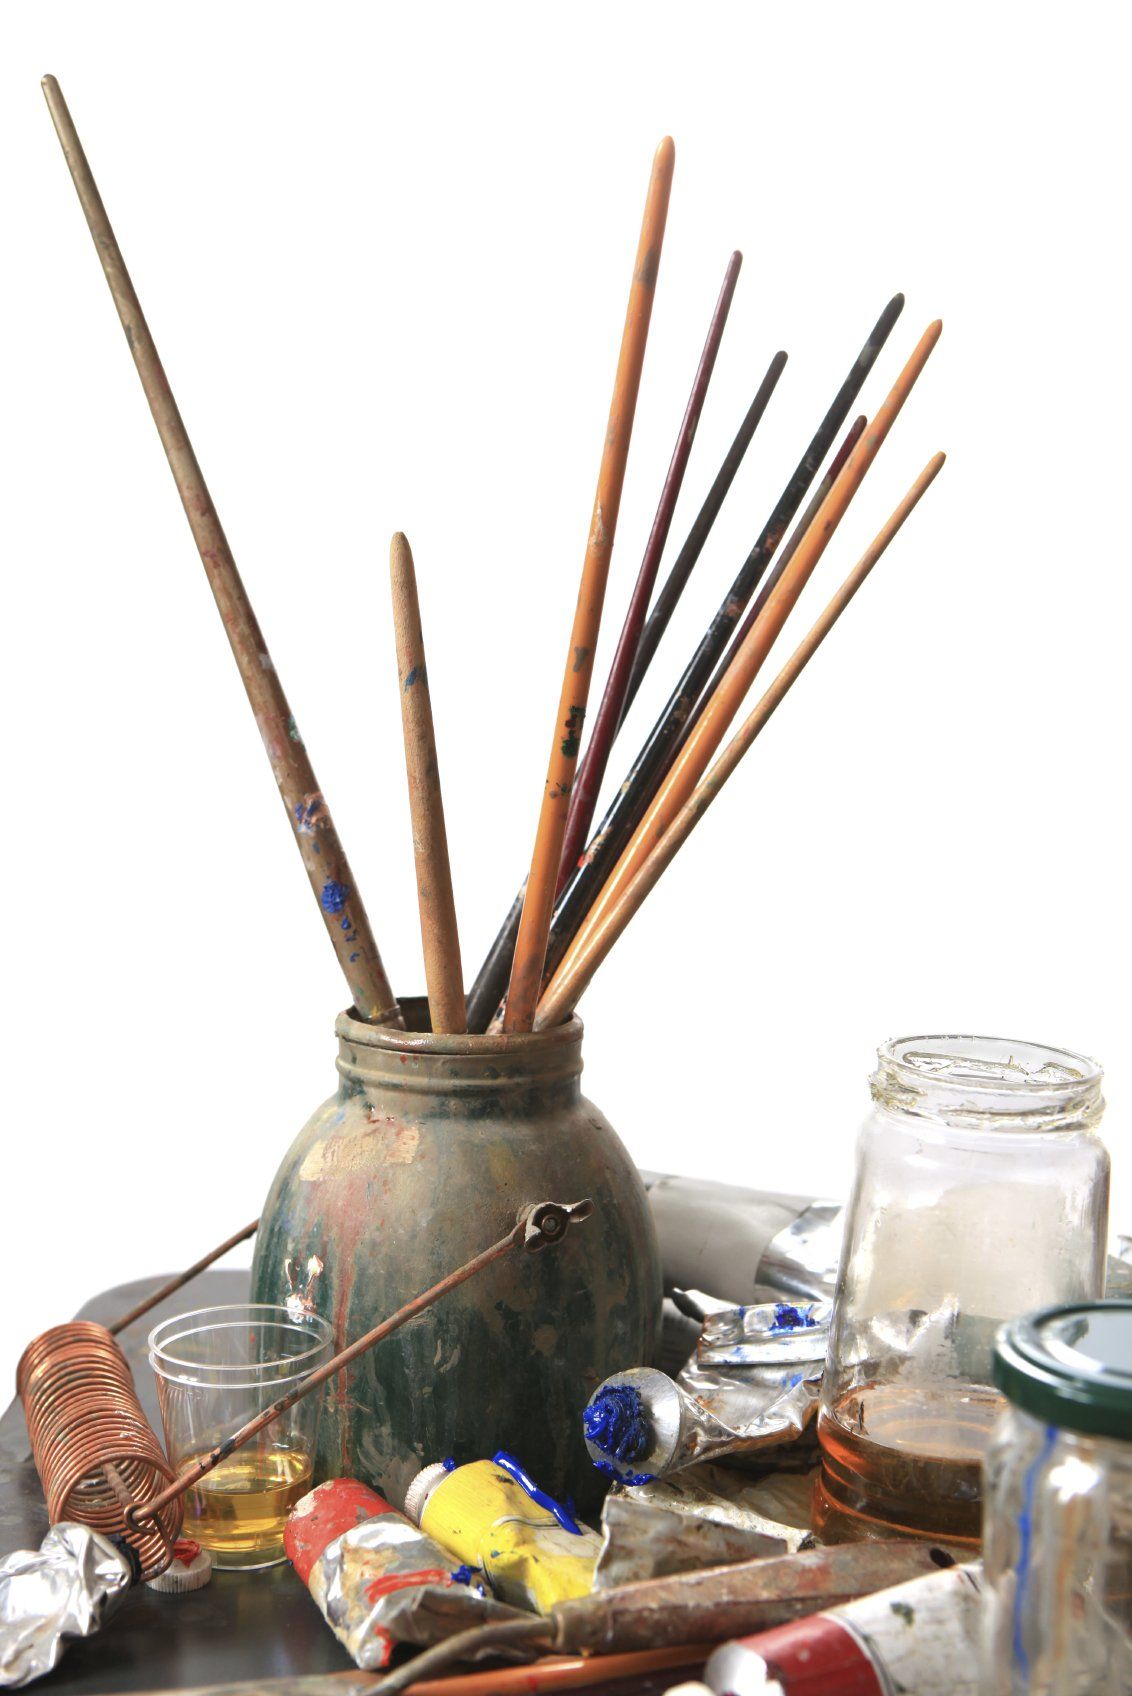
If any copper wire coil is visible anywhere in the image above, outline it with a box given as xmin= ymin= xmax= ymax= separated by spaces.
xmin=17 ymin=1321 xmax=183 ymax=1579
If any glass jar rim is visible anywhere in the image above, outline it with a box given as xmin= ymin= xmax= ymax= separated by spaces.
xmin=148 ymin=1303 xmax=333 ymax=1386
xmin=872 ymin=1034 xmax=1104 ymax=1130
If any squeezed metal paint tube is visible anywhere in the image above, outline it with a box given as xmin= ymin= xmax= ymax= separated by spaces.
xmin=583 ymin=1300 xmax=829 ymax=1485
xmin=283 ymin=1479 xmax=522 ymax=1672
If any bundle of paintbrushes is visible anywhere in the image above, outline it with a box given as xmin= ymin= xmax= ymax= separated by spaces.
xmin=43 ymin=82 xmax=943 ymax=1038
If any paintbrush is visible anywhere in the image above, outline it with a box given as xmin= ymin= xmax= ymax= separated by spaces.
xmin=40 ymin=75 xmax=401 ymax=1025
xmin=675 ymin=411 xmax=867 ymax=748
xmin=465 ymin=251 xmax=746 ymax=1034
xmin=535 ymin=452 xmax=946 ymax=1027
xmin=390 ymin=532 xmax=466 ymax=1033
xmin=558 ymin=250 xmax=744 ymax=889
xmin=502 ymin=137 xmax=676 ymax=1032
xmin=545 ymin=321 xmax=943 ymax=991
xmin=488 ymin=296 xmax=905 ymax=1028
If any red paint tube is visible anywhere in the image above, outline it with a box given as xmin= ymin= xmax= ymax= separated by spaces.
xmin=283 ymin=1477 xmax=523 ymax=1671
xmin=703 ymin=1561 xmax=983 ymax=1695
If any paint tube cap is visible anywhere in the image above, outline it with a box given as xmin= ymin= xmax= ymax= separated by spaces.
xmin=403 ymin=1461 xmax=452 ymax=1525
xmin=145 ymin=1539 xmax=212 ymax=1593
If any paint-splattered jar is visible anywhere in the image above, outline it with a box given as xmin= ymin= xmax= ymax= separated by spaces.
xmin=815 ymin=1035 xmax=1109 ymax=1546
xmin=250 ymin=1000 xmax=660 ymax=1516
xmin=982 ymin=1301 xmax=1132 ymax=1693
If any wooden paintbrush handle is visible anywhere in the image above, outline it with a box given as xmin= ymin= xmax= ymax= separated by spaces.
xmin=504 ymin=136 xmax=676 ymax=1031
xmin=41 ymin=75 xmax=399 ymax=1025
xmin=390 ymin=533 xmax=466 ymax=1033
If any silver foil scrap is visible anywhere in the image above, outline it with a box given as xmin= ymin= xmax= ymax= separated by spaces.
xmin=0 ymin=1525 xmax=135 ymax=1690
xmin=594 ymin=1462 xmax=816 ymax=1589
xmin=641 ymin=1172 xmax=843 ymax=1305
xmin=304 ymin=1511 xmax=523 ymax=1670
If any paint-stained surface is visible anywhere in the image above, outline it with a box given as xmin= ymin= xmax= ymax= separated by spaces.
xmin=251 ymin=1003 xmax=661 ymax=1517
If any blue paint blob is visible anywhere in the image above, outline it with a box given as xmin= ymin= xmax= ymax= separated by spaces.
xmin=321 ymin=880 xmax=350 ymax=915
xmin=769 ymin=1302 xmax=818 ymax=1334
xmin=593 ymin=1458 xmax=657 ymax=1487
xmin=492 ymin=1450 xmax=583 ymax=1536
xmin=583 ymin=1384 xmax=652 ymax=1464
xmin=442 ymin=1457 xmax=457 ymax=1473
xmin=449 ymin=1564 xmax=475 ymax=1585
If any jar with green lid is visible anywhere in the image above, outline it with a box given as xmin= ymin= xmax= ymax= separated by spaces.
xmin=982 ymin=1301 xmax=1132 ymax=1694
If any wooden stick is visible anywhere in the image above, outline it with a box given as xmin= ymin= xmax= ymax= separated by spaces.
xmin=536 ymin=453 xmax=946 ymax=1027
xmin=502 ymin=138 xmax=676 ymax=1031
xmin=495 ymin=296 xmax=904 ymax=1030
xmin=548 ymin=320 xmax=942 ymax=991
xmin=390 ymin=533 xmax=466 ymax=1033
xmin=557 ymin=250 xmax=743 ymax=891
xmin=677 ymin=412 xmax=866 ymax=748
xmin=40 ymin=75 xmax=400 ymax=1025
xmin=465 ymin=315 xmax=775 ymax=1036
xmin=619 ymin=342 xmax=806 ymax=728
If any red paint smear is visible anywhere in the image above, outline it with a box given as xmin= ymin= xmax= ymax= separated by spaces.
xmin=172 ymin=1538 xmax=202 ymax=1565
xmin=365 ymin=1567 xmax=453 ymax=1605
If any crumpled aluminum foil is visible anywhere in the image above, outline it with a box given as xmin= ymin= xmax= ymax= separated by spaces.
xmin=1106 ymin=1236 xmax=1132 ymax=1299
xmin=593 ymin=1461 xmax=816 ymax=1588
xmin=305 ymin=1510 xmax=523 ymax=1670
xmin=0 ymin=1524 xmax=135 ymax=1689
xmin=641 ymin=1173 xmax=843 ymax=1306
xmin=584 ymin=1300 xmax=829 ymax=1486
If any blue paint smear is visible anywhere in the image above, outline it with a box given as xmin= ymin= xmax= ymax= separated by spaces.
xmin=492 ymin=1450 xmax=583 ymax=1535
xmin=321 ymin=880 xmax=350 ymax=915
xmin=593 ymin=1458 xmax=656 ymax=1487
xmin=769 ymin=1302 xmax=818 ymax=1334
xmin=583 ymin=1383 xmax=652 ymax=1464
xmin=1012 ymin=1424 xmax=1059 ymax=1678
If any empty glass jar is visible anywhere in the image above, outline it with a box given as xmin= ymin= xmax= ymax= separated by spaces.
xmin=982 ymin=1301 xmax=1132 ymax=1694
xmin=815 ymin=1035 xmax=1109 ymax=1546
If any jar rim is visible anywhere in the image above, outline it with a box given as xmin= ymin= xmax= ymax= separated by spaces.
xmin=872 ymin=1034 xmax=1104 ymax=1130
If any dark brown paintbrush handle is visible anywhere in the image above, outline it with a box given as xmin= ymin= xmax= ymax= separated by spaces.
xmin=41 ymin=75 xmax=399 ymax=1024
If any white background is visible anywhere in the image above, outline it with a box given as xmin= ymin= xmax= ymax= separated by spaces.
xmin=0 ymin=3 xmax=1127 ymax=1393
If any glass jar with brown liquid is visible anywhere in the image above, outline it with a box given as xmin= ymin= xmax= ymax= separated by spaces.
xmin=814 ymin=1035 xmax=1109 ymax=1547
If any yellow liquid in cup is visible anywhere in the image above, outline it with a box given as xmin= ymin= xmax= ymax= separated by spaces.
xmin=180 ymin=1448 xmax=312 ymax=1568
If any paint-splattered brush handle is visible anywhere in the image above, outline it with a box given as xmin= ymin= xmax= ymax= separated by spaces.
xmin=40 ymin=75 xmax=400 ymax=1025
xmin=557 ymin=249 xmax=743 ymax=892
xmin=535 ymin=452 xmax=946 ymax=1028
xmin=390 ymin=532 xmax=466 ymax=1034
xmin=502 ymin=137 xmax=676 ymax=1032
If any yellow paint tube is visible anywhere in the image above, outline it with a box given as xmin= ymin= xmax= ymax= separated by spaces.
xmin=402 ymin=1451 xmax=600 ymax=1614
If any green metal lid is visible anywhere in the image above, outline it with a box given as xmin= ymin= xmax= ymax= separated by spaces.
xmin=994 ymin=1301 xmax=1132 ymax=1441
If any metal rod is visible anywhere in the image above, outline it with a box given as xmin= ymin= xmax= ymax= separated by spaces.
xmin=535 ymin=453 xmax=946 ymax=1027
xmin=503 ymin=138 xmax=676 ymax=1032
xmin=129 ymin=1204 xmax=583 ymax=1527
xmin=390 ymin=532 xmax=466 ymax=1033
xmin=108 ymin=1220 xmax=260 ymax=1336
xmin=546 ymin=321 xmax=943 ymax=998
xmin=40 ymin=75 xmax=400 ymax=1025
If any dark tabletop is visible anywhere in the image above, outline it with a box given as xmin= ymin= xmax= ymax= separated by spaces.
xmin=1 ymin=1271 xmax=357 ymax=1694
xmin=2 ymin=1274 xmax=704 ymax=1696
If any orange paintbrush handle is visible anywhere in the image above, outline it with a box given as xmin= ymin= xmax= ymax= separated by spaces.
xmin=390 ymin=532 xmax=466 ymax=1034
xmin=503 ymin=137 xmax=676 ymax=1031
xmin=553 ymin=319 xmax=942 ymax=985
xmin=535 ymin=452 xmax=947 ymax=1028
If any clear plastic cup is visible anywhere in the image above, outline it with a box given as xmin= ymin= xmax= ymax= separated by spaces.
xmin=149 ymin=1304 xmax=332 ymax=1569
